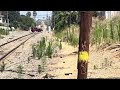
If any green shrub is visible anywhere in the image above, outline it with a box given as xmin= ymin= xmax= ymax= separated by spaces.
xmin=59 ymin=41 xmax=62 ymax=50
xmin=116 ymin=21 xmax=120 ymax=41
xmin=94 ymin=65 xmax=98 ymax=70
xmin=46 ymin=42 xmax=53 ymax=58
xmin=32 ymin=37 xmax=54 ymax=59
xmin=32 ymin=44 xmax=37 ymax=58
xmin=91 ymin=16 xmax=120 ymax=47
xmin=0 ymin=61 xmax=6 ymax=72
xmin=55 ymin=26 xmax=79 ymax=47
xmin=17 ymin=65 xmax=24 ymax=79
xmin=0 ymin=28 xmax=9 ymax=35
xmin=0 ymin=23 xmax=4 ymax=26
xmin=67 ymin=33 xmax=78 ymax=47
xmin=38 ymin=65 xmax=42 ymax=74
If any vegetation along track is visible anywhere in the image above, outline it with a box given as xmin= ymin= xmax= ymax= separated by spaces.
xmin=0 ymin=33 xmax=38 ymax=61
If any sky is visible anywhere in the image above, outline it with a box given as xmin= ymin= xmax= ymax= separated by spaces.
xmin=20 ymin=11 xmax=52 ymax=20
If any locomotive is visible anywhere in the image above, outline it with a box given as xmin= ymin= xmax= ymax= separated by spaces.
xmin=31 ymin=21 xmax=47 ymax=32
xmin=31 ymin=26 xmax=43 ymax=32
xmin=31 ymin=27 xmax=43 ymax=32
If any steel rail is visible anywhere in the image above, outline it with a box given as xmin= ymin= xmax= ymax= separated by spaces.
xmin=0 ymin=33 xmax=36 ymax=61
xmin=0 ymin=33 xmax=33 ymax=47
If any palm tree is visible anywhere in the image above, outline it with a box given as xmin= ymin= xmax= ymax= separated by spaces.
xmin=33 ymin=11 xmax=37 ymax=21
xmin=26 ymin=11 xmax=31 ymax=17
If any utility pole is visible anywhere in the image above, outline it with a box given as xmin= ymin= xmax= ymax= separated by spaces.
xmin=70 ymin=11 xmax=71 ymax=28
xmin=77 ymin=11 xmax=92 ymax=79
xmin=46 ymin=12 xmax=49 ymax=31
xmin=7 ymin=11 xmax=9 ymax=27
xmin=54 ymin=14 xmax=55 ymax=30
xmin=48 ymin=16 xmax=51 ymax=31
xmin=68 ymin=11 xmax=71 ymax=32
xmin=6 ymin=11 xmax=9 ymax=33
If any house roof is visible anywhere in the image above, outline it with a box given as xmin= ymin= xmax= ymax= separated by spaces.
xmin=0 ymin=15 xmax=4 ymax=17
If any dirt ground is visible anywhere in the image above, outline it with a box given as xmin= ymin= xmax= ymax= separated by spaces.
xmin=44 ymin=42 xmax=78 ymax=79
xmin=42 ymin=42 xmax=120 ymax=79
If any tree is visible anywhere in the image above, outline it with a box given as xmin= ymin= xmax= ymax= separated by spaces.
xmin=33 ymin=11 xmax=37 ymax=20
xmin=18 ymin=15 xmax=36 ymax=30
xmin=1 ymin=11 xmax=7 ymax=19
xmin=1 ymin=11 xmax=20 ymax=28
xmin=26 ymin=11 xmax=31 ymax=17
xmin=1 ymin=11 xmax=35 ymax=30
xmin=8 ymin=11 xmax=20 ymax=28
xmin=52 ymin=11 xmax=79 ymax=32
xmin=92 ymin=11 xmax=99 ymax=17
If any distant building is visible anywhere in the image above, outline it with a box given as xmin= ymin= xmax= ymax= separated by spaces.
xmin=98 ymin=11 xmax=120 ymax=20
xmin=0 ymin=13 xmax=8 ymax=26
xmin=36 ymin=19 xmax=47 ymax=25
xmin=0 ymin=15 xmax=4 ymax=24
xmin=105 ymin=11 xmax=120 ymax=19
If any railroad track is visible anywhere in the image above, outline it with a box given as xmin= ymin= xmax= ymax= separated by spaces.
xmin=0 ymin=33 xmax=37 ymax=61
xmin=0 ymin=33 xmax=33 ymax=47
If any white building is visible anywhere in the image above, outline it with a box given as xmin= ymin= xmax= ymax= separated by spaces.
xmin=105 ymin=11 xmax=120 ymax=19
xmin=0 ymin=14 xmax=11 ymax=30
xmin=98 ymin=11 xmax=120 ymax=19
xmin=0 ymin=15 xmax=4 ymax=23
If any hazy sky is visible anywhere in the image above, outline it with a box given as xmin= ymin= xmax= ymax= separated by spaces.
xmin=20 ymin=11 xmax=52 ymax=20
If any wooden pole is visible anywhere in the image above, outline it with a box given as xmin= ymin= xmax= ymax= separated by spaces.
xmin=77 ymin=11 xmax=92 ymax=79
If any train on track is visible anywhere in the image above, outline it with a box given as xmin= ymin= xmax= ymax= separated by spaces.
xmin=31 ymin=27 xmax=43 ymax=32
xmin=31 ymin=21 xmax=47 ymax=32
